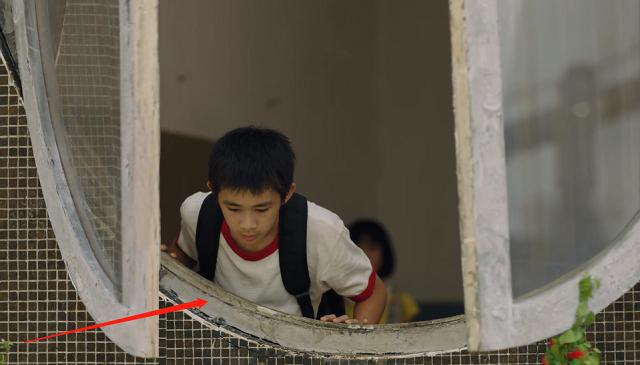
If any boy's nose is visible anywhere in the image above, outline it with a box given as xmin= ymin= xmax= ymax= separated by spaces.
xmin=240 ymin=213 xmax=258 ymax=230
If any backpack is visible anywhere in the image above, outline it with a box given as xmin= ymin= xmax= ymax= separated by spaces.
xmin=195 ymin=192 xmax=345 ymax=320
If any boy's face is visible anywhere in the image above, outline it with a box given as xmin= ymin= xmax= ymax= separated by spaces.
xmin=216 ymin=186 xmax=293 ymax=252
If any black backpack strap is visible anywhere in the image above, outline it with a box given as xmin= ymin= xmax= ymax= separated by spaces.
xmin=278 ymin=193 xmax=316 ymax=319
xmin=195 ymin=193 xmax=224 ymax=280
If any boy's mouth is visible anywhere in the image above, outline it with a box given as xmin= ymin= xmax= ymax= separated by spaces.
xmin=241 ymin=234 xmax=256 ymax=242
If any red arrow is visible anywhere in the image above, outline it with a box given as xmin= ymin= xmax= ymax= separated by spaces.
xmin=23 ymin=298 xmax=207 ymax=343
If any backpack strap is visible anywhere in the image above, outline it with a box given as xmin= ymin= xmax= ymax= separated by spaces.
xmin=280 ymin=194 xmax=345 ymax=319
xmin=278 ymin=193 xmax=315 ymax=319
xmin=195 ymin=193 xmax=223 ymax=280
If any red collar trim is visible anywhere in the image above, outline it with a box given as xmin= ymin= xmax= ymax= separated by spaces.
xmin=221 ymin=221 xmax=279 ymax=261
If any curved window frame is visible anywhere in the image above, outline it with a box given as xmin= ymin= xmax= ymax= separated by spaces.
xmin=160 ymin=253 xmax=467 ymax=355
xmin=12 ymin=0 xmax=159 ymax=357
xmin=451 ymin=0 xmax=640 ymax=351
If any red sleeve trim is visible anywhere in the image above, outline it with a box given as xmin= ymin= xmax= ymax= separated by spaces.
xmin=349 ymin=270 xmax=377 ymax=303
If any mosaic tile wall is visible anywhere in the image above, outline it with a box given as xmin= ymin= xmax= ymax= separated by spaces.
xmin=0 ymin=32 xmax=638 ymax=365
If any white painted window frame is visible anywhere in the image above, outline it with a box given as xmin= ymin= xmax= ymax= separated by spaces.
xmin=12 ymin=0 xmax=159 ymax=358
xmin=451 ymin=0 xmax=640 ymax=351
xmin=160 ymin=253 xmax=467 ymax=355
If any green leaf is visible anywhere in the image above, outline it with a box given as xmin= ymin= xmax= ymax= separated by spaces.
xmin=0 ymin=339 xmax=11 ymax=365
xmin=558 ymin=329 xmax=583 ymax=344
xmin=579 ymin=275 xmax=594 ymax=302
xmin=584 ymin=312 xmax=595 ymax=327
xmin=576 ymin=343 xmax=589 ymax=351
xmin=0 ymin=340 xmax=11 ymax=353
xmin=582 ymin=353 xmax=600 ymax=365
xmin=576 ymin=302 xmax=589 ymax=319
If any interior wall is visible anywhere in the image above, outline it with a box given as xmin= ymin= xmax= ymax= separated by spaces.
xmin=159 ymin=0 xmax=462 ymax=302
xmin=159 ymin=0 xmax=379 ymax=235
xmin=373 ymin=0 xmax=462 ymax=302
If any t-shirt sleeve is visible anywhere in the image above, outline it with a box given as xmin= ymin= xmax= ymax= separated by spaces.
xmin=176 ymin=192 xmax=206 ymax=262
xmin=318 ymin=223 xmax=376 ymax=303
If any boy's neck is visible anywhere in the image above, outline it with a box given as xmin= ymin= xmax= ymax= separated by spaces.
xmin=221 ymin=220 xmax=279 ymax=256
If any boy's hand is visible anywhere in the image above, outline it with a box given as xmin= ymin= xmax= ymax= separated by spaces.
xmin=319 ymin=314 xmax=367 ymax=325
xmin=161 ymin=237 xmax=197 ymax=269
xmin=160 ymin=241 xmax=178 ymax=259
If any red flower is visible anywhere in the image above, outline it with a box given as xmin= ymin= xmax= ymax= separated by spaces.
xmin=541 ymin=355 xmax=549 ymax=365
xmin=567 ymin=350 xmax=584 ymax=360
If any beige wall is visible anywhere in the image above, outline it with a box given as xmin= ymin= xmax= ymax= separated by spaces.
xmin=159 ymin=0 xmax=462 ymax=302
xmin=373 ymin=1 xmax=462 ymax=302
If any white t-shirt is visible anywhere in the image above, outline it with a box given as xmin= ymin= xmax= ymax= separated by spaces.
xmin=177 ymin=192 xmax=376 ymax=316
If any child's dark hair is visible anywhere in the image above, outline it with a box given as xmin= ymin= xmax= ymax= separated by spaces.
xmin=348 ymin=219 xmax=395 ymax=279
xmin=208 ymin=126 xmax=295 ymax=200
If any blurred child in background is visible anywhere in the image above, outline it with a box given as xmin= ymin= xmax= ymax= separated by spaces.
xmin=346 ymin=219 xmax=420 ymax=323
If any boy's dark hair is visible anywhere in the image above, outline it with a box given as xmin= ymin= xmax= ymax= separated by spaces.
xmin=208 ymin=126 xmax=295 ymax=200
xmin=348 ymin=219 xmax=395 ymax=279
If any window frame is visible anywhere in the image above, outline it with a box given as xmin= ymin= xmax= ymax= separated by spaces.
xmin=451 ymin=0 xmax=640 ymax=351
xmin=160 ymin=253 xmax=467 ymax=355
xmin=12 ymin=0 xmax=159 ymax=357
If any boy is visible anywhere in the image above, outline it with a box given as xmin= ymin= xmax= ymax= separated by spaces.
xmin=163 ymin=126 xmax=386 ymax=324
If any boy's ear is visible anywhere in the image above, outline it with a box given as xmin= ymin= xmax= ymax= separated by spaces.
xmin=206 ymin=181 xmax=213 ymax=192
xmin=283 ymin=183 xmax=297 ymax=204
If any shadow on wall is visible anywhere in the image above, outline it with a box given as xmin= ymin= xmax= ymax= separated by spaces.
xmin=160 ymin=131 xmax=214 ymax=245
xmin=505 ymin=64 xmax=640 ymax=297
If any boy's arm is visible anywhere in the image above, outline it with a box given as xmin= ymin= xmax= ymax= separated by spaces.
xmin=161 ymin=193 xmax=206 ymax=270
xmin=161 ymin=238 xmax=197 ymax=269
xmin=352 ymin=274 xmax=386 ymax=324
xmin=320 ymin=274 xmax=387 ymax=324
xmin=317 ymin=223 xmax=387 ymax=324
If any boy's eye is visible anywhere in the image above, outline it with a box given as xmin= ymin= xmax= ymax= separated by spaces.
xmin=225 ymin=207 xmax=269 ymax=213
